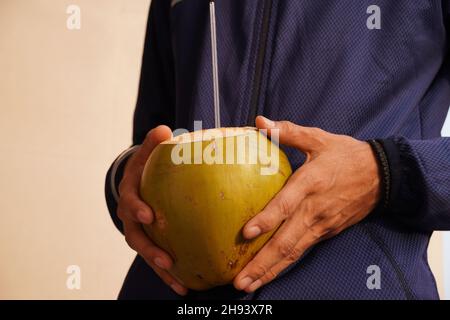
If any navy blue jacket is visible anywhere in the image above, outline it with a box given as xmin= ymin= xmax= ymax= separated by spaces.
xmin=105 ymin=0 xmax=450 ymax=299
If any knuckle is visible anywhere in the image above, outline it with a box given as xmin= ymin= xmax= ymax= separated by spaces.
xmin=300 ymin=198 xmax=315 ymax=216
xmin=302 ymin=172 xmax=326 ymax=191
xmin=281 ymin=121 xmax=297 ymax=136
xmin=313 ymin=176 xmax=328 ymax=190
xmin=121 ymin=191 xmax=137 ymax=203
xmin=276 ymin=237 xmax=298 ymax=259
xmin=307 ymin=174 xmax=321 ymax=189
xmin=257 ymin=198 xmax=292 ymax=232
xmin=275 ymin=197 xmax=292 ymax=219
xmin=265 ymin=269 xmax=279 ymax=282
xmin=303 ymin=211 xmax=319 ymax=228
xmin=301 ymin=173 xmax=316 ymax=189
xmin=285 ymin=247 xmax=302 ymax=263
xmin=316 ymin=139 xmax=329 ymax=151
xmin=119 ymin=195 xmax=141 ymax=217
xmin=274 ymin=236 xmax=301 ymax=262
xmin=307 ymin=127 xmax=329 ymax=149
xmin=253 ymin=263 xmax=269 ymax=278
xmin=257 ymin=215 xmax=277 ymax=232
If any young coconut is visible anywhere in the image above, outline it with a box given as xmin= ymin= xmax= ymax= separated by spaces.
xmin=140 ymin=127 xmax=292 ymax=290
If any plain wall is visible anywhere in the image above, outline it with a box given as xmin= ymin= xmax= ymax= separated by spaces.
xmin=0 ymin=0 xmax=150 ymax=299
xmin=0 ymin=0 xmax=445 ymax=299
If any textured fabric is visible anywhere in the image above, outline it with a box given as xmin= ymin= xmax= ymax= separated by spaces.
xmin=381 ymin=137 xmax=450 ymax=232
xmin=105 ymin=0 xmax=450 ymax=299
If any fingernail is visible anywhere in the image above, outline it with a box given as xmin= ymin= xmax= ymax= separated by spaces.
xmin=239 ymin=277 xmax=253 ymax=290
xmin=260 ymin=116 xmax=276 ymax=128
xmin=245 ymin=226 xmax=261 ymax=239
xmin=171 ymin=283 xmax=187 ymax=296
xmin=247 ymin=279 xmax=263 ymax=292
xmin=137 ymin=210 xmax=151 ymax=224
xmin=154 ymin=257 xmax=166 ymax=269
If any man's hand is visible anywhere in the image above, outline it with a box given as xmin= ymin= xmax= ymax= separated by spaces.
xmin=117 ymin=125 xmax=188 ymax=296
xmin=234 ymin=116 xmax=381 ymax=293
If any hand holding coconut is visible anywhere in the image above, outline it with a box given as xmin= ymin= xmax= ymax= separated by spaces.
xmin=234 ymin=116 xmax=382 ymax=293
xmin=118 ymin=116 xmax=381 ymax=296
xmin=117 ymin=125 xmax=188 ymax=296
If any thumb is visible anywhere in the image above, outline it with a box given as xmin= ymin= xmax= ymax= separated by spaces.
xmin=137 ymin=125 xmax=173 ymax=163
xmin=146 ymin=125 xmax=173 ymax=146
xmin=255 ymin=116 xmax=326 ymax=152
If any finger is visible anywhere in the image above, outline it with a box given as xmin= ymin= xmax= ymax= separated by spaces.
xmin=123 ymin=209 xmax=187 ymax=296
xmin=268 ymin=207 xmax=361 ymax=282
xmin=253 ymin=213 xmax=358 ymax=290
xmin=148 ymin=262 xmax=188 ymax=296
xmin=235 ymin=213 xmax=306 ymax=291
xmin=117 ymin=191 xmax=154 ymax=224
xmin=123 ymin=220 xmax=174 ymax=270
xmin=236 ymin=196 xmax=331 ymax=291
xmin=243 ymin=171 xmax=317 ymax=239
xmin=237 ymin=221 xmax=321 ymax=293
xmin=248 ymin=231 xmax=318 ymax=293
xmin=255 ymin=116 xmax=329 ymax=153
xmin=123 ymin=125 xmax=173 ymax=187
xmin=134 ymin=125 xmax=173 ymax=165
xmin=118 ymin=125 xmax=173 ymax=223
xmin=239 ymin=202 xmax=366 ymax=292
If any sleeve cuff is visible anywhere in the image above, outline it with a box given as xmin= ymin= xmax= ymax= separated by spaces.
xmin=367 ymin=140 xmax=391 ymax=210
xmin=377 ymin=138 xmax=402 ymax=213
xmin=110 ymin=145 xmax=141 ymax=202
xmin=105 ymin=146 xmax=140 ymax=234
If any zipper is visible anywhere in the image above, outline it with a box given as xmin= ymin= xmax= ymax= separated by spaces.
xmin=361 ymin=224 xmax=415 ymax=300
xmin=247 ymin=0 xmax=273 ymax=126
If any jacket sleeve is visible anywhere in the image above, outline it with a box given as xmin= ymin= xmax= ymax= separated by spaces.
xmin=105 ymin=0 xmax=175 ymax=234
xmin=377 ymin=3 xmax=450 ymax=232
xmin=379 ymin=137 xmax=450 ymax=232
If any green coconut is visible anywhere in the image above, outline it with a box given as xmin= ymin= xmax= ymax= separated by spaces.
xmin=140 ymin=127 xmax=292 ymax=290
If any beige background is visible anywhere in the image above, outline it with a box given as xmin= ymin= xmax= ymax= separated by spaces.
xmin=0 ymin=0 xmax=445 ymax=299
xmin=0 ymin=0 xmax=149 ymax=299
